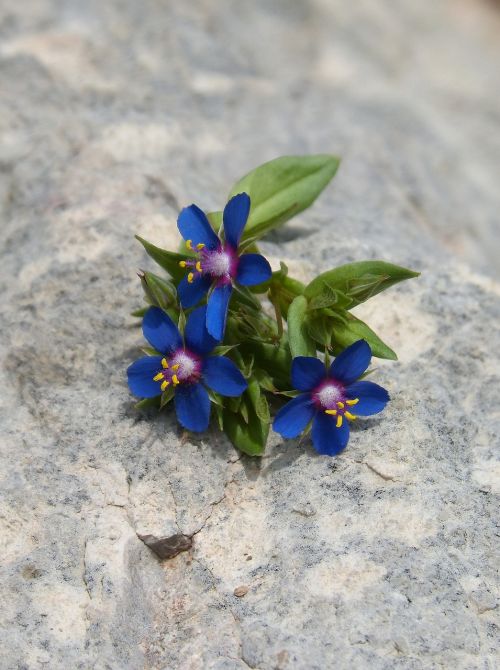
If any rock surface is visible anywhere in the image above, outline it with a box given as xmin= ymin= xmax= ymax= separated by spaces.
xmin=1 ymin=1 xmax=499 ymax=668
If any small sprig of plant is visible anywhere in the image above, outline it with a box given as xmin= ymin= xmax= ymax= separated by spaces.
xmin=127 ymin=155 xmax=419 ymax=457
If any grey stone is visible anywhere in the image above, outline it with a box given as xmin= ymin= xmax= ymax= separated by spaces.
xmin=1 ymin=1 xmax=499 ymax=669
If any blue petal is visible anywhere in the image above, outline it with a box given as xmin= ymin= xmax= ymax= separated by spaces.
xmin=142 ymin=307 xmax=182 ymax=354
xmin=206 ymin=284 xmax=232 ymax=340
xmin=184 ymin=305 xmax=218 ymax=356
xmin=273 ymin=393 xmax=315 ymax=439
xmin=177 ymin=274 xmax=212 ymax=309
xmin=312 ymin=412 xmax=350 ymax=456
xmin=203 ymin=356 xmax=247 ymax=397
xmin=127 ymin=356 xmax=163 ymax=398
xmin=345 ymin=381 xmax=390 ymax=416
xmin=236 ymin=254 xmax=272 ymax=286
xmin=329 ymin=340 xmax=372 ymax=385
xmin=291 ymin=357 xmax=327 ymax=392
xmin=223 ymin=193 xmax=250 ymax=248
xmin=177 ymin=204 xmax=219 ymax=250
xmin=174 ymin=383 xmax=211 ymax=432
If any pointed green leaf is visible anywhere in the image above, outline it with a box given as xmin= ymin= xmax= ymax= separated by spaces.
xmin=306 ymin=314 xmax=333 ymax=347
xmin=305 ymin=261 xmax=420 ymax=306
xmin=135 ymin=397 xmax=160 ymax=410
xmin=160 ymin=386 xmax=175 ymax=408
xmin=140 ymin=271 xmax=177 ymax=310
xmin=228 ymin=154 xmax=340 ymax=241
xmin=212 ymin=344 xmax=239 ymax=356
xmin=287 ymin=295 xmax=316 ymax=358
xmin=207 ymin=210 xmax=222 ymax=233
xmin=136 ymin=235 xmax=187 ymax=281
xmin=255 ymin=394 xmax=270 ymax=424
xmin=331 ymin=313 xmax=397 ymax=360
xmin=141 ymin=346 xmax=162 ymax=356
xmin=222 ymin=379 xmax=269 ymax=456
xmin=131 ymin=307 xmax=148 ymax=318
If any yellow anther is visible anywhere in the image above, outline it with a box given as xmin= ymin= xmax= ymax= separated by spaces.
xmin=172 ymin=374 xmax=179 ymax=385
xmin=346 ymin=398 xmax=359 ymax=406
xmin=336 ymin=415 xmax=343 ymax=428
xmin=344 ymin=411 xmax=356 ymax=421
xmin=161 ymin=358 xmax=168 ymax=368
xmin=187 ymin=272 xmax=194 ymax=283
xmin=186 ymin=240 xmax=193 ymax=250
xmin=325 ymin=409 xmax=337 ymax=415
xmin=161 ymin=380 xmax=169 ymax=391
xmin=171 ymin=364 xmax=180 ymax=371
xmin=195 ymin=261 xmax=202 ymax=272
xmin=196 ymin=243 xmax=205 ymax=250
xmin=153 ymin=373 xmax=163 ymax=382
xmin=179 ymin=260 xmax=187 ymax=268
xmin=337 ymin=401 xmax=345 ymax=409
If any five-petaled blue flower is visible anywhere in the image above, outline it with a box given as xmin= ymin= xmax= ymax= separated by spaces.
xmin=273 ymin=340 xmax=390 ymax=456
xmin=176 ymin=193 xmax=272 ymax=340
xmin=127 ymin=305 xmax=247 ymax=432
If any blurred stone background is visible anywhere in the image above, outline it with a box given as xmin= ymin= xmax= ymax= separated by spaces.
xmin=0 ymin=1 xmax=499 ymax=669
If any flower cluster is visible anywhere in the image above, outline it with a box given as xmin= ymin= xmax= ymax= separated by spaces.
xmin=127 ymin=155 xmax=418 ymax=457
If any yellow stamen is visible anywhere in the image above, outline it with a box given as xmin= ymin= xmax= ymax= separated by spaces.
xmin=346 ymin=398 xmax=359 ymax=406
xmin=336 ymin=415 xmax=343 ymax=428
xmin=344 ymin=411 xmax=356 ymax=421
xmin=186 ymin=240 xmax=193 ymax=250
xmin=196 ymin=243 xmax=205 ymax=250
xmin=153 ymin=373 xmax=163 ymax=381
xmin=187 ymin=272 xmax=194 ymax=283
xmin=161 ymin=358 xmax=168 ymax=368
xmin=161 ymin=380 xmax=169 ymax=391
xmin=171 ymin=364 xmax=180 ymax=371
xmin=337 ymin=401 xmax=345 ymax=409
xmin=172 ymin=374 xmax=179 ymax=385
xmin=325 ymin=409 xmax=337 ymax=415
xmin=179 ymin=260 xmax=187 ymax=268
xmin=195 ymin=261 xmax=202 ymax=272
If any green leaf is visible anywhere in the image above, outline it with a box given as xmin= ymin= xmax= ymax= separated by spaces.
xmin=231 ymin=285 xmax=262 ymax=311
xmin=308 ymin=286 xmax=350 ymax=311
xmin=243 ymin=340 xmax=292 ymax=389
xmin=140 ymin=271 xmax=177 ymax=310
xmin=134 ymin=397 xmax=160 ymax=411
xmin=305 ymin=261 xmax=420 ymax=307
xmin=331 ymin=313 xmax=397 ymax=360
xmin=255 ymin=394 xmax=270 ymax=424
xmin=306 ymin=314 xmax=333 ymax=347
xmin=136 ymin=235 xmax=187 ymax=281
xmin=141 ymin=346 xmax=162 ymax=356
xmin=212 ymin=344 xmax=239 ymax=356
xmin=253 ymin=368 xmax=277 ymax=392
xmin=160 ymin=386 xmax=175 ymax=408
xmin=207 ymin=389 xmax=224 ymax=407
xmin=214 ymin=403 xmax=224 ymax=431
xmin=222 ymin=380 xmax=269 ymax=456
xmin=131 ymin=307 xmax=148 ymax=318
xmin=207 ymin=210 xmax=222 ymax=233
xmin=228 ymin=154 xmax=340 ymax=241
xmin=287 ymin=295 xmax=316 ymax=358
xmin=177 ymin=307 xmax=186 ymax=334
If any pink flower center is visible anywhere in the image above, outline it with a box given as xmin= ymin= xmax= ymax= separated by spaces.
xmin=312 ymin=380 xmax=359 ymax=427
xmin=152 ymin=349 xmax=202 ymax=390
xmin=180 ymin=241 xmax=238 ymax=286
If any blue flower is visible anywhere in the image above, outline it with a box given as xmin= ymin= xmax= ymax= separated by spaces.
xmin=273 ymin=340 xmax=390 ymax=456
xmin=176 ymin=193 xmax=272 ymax=340
xmin=127 ymin=305 xmax=248 ymax=432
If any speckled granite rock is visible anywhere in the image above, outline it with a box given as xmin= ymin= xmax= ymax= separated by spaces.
xmin=1 ymin=1 xmax=499 ymax=669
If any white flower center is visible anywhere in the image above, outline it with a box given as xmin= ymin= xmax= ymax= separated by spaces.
xmin=317 ymin=384 xmax=342 ymax=408
xmin=172 ymin=352 xmax=197 ymax=380
xmin=207 ymin=251 xmax=231 ymax=277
